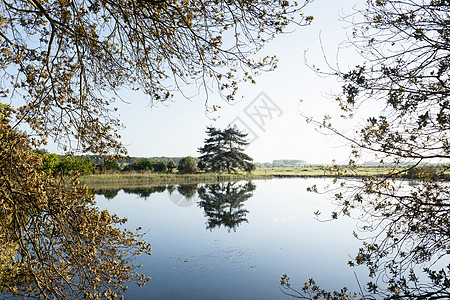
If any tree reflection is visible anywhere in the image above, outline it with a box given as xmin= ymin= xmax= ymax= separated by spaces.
xmin=92 ymin=186 xmax=167 ymax=200
xmin=281 ymin=178 xmax=450 ymax=299
xmin=91 ymin=188 xmax=120 ymax=200
xmin=166 ymin=185 xmax=176 ymax=195
xmin=177 ymin=184 xmax=199 ymax=199
xmin=0 ymin=115 xmax=151 ymax=299
xmin=345 ymin=178 xmax=450 ymax=299
xmin=0 ymin=205 xmax=151 ymax=299
xmin=197 ymin=181 xmax=255 ymax=232
xmin=123 ymin=186 xmax=166 ymax=199
xmin=91 ymin=181 xmax=257 ymax=233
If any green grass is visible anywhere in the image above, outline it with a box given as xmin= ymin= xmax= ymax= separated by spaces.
xmin=252 ymin=166 xmax=325 ymax=176
xmin=253 ymin=166 xmax=395 ymax=177
xmin=80 ymin=165 xmax=450 ymax=190
xmin=81 ymin=166 xmax=399 ymax=189
xmin=80 ymin=172 xmax=270 ymax=188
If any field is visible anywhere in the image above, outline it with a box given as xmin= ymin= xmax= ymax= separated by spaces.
xmin=253 ymin=165 xmax=395 ymax=177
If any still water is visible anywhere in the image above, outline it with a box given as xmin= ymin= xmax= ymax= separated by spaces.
xmin=93 ymin=178 xmax=367 ymax=299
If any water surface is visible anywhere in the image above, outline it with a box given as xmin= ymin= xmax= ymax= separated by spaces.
xmin=94 ymin=178 xmax=366 ymax=299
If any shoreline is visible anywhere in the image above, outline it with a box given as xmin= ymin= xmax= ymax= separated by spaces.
xmin=81 ymin=166 xmax=442 ymax=189
xmin=81 ymin=173 xmax=272 ymax=188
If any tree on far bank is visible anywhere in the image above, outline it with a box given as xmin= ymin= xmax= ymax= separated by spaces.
xmin=167 ymin=159 xmax=177 ymax=173
xmin=99 ymin=160 xmax=121 ymax=173
xmin=177 ymin=156 xmax=199 ymax=174
xmin=197 ymin=160 xmax=207 ymax=171
xmin=153 ymin=161 xmax=167 ymax=173
xmin=198 ymin=126 xmax=255 ymax=173
xmin=57 ymin=155 xmax=94 ymax=175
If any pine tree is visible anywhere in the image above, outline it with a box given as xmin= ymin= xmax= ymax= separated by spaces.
xmin=198 ymin=126 xmax=255 ymax=173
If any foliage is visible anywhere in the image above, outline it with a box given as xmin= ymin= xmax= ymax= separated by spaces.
xmin=0 ymin=107 xmax=151 ymax=299
xmin=144 ymin=157 xmax=183 ymax=165
xmin=404 ymin=164 xmax=447 ymax=180
xmin=119 ymin=159 xmax=165 ymax=173
xmin=271 ymin=160 xmax=307 ymax=167
xmin=198 ymin=126 xmax=255 ymax=173
xmin=167 ymin=159 xmax=177 ymax=172
xmin=177 ymin=184 xmax=199 ymax=199
xmin=95 ymin=159 xmax=122 ymax=173
xmin=197 ymin=159 xmax=207 ymax=171
xmin=177 ymin=156 xmax=199 ymax=174
xmin=153 ymin=161 xmax=168 ymax=173
xmin=139 ymin=160 xmax=156 ymax=172
xmin=56 ymin=155 xmax=94 ymax=175
xmin=280 ymin=275 xmax=357 ymax=300
xmin=40 ymin=152 xmax=59 ymax=174
xmin=122 ymin=159 xmax=153 ymax=172
xmin=329 ymin=0 xmax=450 ymax=164
xmin=197 ymin=181 xmax=255 ymax=231
xmin=91 ymin=188 xmax=120 ymax=200
xmin=0 ymin=0 xmax=315 ymax=297
xmin=1 ymin=0 xmax=313 ymax=155
xmin=38 ymin=153 xmax=95 ymax=175
xmin=244 ymin=162 xmax=257 ymax=172
xmin=122 ymin=186 xmax=166 ymax=200
xmin=298 ymin=0 xmax=450 ymax=299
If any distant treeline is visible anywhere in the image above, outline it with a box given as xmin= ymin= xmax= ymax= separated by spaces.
xmin=256 ymin=159 xmax=307 ymax=168
xmin=38 ymin=152 xmax=95 ymax=175
xmin=36 ymin=150 xmax=450 ymax=180
xmin=39 ymin=154 xmax=311 ymax=174
xmin=84 ymin=155 xmax=188 ymax=166
xmin=37 ymin=152 xmax=201 ymax=175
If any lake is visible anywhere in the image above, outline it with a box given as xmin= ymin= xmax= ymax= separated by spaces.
xmin=93 ymin=178 xmax=369 ymax=299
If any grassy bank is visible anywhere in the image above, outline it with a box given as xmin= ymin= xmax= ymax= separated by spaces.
xmin=81 ymin=165 xmax=400 ymax=189
xmin=81 ymin=172 xmax=271 ymax=188
xmin=252 ymin=166 xmax=394 ymax=177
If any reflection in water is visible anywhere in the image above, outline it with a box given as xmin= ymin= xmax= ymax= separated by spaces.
xmin=344 ymin=180 xmax=450 ymax=299
xmin=92 ymin=181 xmax=255 ymax=232
xmin=197 ymin=182 xmax=256 ymax=232
xmin=92 ymin=186 xmax=166 ymax=200
xmin=91 ymin=178 xmax=374 ymax=299
xmin=87 ymin=179 xmax=450 ymax=299
xmin=281 ymin=179 xmax=450 ymax=299
xmin=93 ymin=188 xmax=119 ymax=199
xmin=123 ymin=186 xmax=166 ymax=199
xmin=177 ymin=184 xmax=199 ymax=199
xmin=0 ymin=196 xmax=151 ymax=299
xmin=166 ymin=184 xmax=176 ymax=195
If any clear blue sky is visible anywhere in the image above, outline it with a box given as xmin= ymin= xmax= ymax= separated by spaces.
xmin=55 ymin=0 xmax=376 ymax=164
